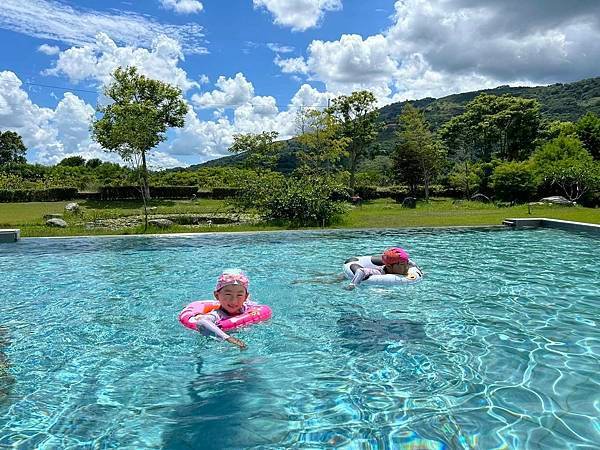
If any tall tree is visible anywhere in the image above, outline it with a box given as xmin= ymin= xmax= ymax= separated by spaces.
xmin=58 ymin=156 xmax=86 ymax=167
xmin=0 ymin=130 xmax=27 ymax=165
xmin=229 ymin=131 xmax=283 ymax=171
xmin=294 ymin=109 xmax=349 ymax=176
xmin=576 ymin=112 xmax=600 ymax=160
xmin=92 ymin=66 xmax=188 ymax=200
xmin=328 ymin=91 xmax=379 ymax=192
xmin=440 ymin=94 xmax=541 ymax=162
xmin=394 ymin=104 xmax=446 ymax=200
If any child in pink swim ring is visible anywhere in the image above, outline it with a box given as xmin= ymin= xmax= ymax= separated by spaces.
xmin=179 ymin=269 xmax=261 ymax=349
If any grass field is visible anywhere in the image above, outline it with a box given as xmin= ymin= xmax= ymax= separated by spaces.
xmin=1 ymin=198 xmax=599 ymax=237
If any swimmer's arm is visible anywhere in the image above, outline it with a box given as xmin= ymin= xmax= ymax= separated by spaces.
xmin=346 ymin=267 xmax=382 ymax=289
xmin=195 ymin=316 xmax=230 ymax=340
xmin=194 ymin=316 xmax=247 ymax=349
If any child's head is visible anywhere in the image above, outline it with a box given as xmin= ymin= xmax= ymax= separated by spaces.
xmin=382 ymin=247 xmax=409 ymax=275
xmin=214 ymin=269 xmax=249 ymax=314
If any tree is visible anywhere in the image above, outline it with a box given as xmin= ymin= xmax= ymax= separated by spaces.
xmin=58 ymin=155 xmax=86 ymax=167
xmin=92 ymin=66 xmax=188 ymax=201
xmin=229 ymin=131 xmax=283 ymax=171
xmin=440 ymin=94 xmax=541 ymax=162
xmin=530 ymin=135 xmax=599 ymax=201
xmin=576 ymin=112 xmax=600 ymax=160
xmin=0 ymin=130 xmax=27 ymax=165
xmin=394 ymin=104 xmax=446 ymax=200
xmin=294 ymin=109 xmax=349 ymax=176
xmin=328 ymin=91 xmax=380 ymax=192
xmin=491 ymin=161 xmax=536 ymax=202
xmin=85 ymin=158 xmax=103 ymax=169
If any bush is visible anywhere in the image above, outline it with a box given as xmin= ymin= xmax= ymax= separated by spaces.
xmin=491 ymin=161 xmax=536 ymax=202
xmin=99 ymin=185 xmax=198 ymax=200
xmin=211 ymin=187 xmax=243 ymax=199
xmin=0 ymin=187 xmax=78 ymax=202
xmin=354 ymin=185 xmax=378 ymax=200
xmin=230 ymin=176 xmax=348 ymax=227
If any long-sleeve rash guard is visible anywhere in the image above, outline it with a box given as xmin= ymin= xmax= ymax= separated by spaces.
xmin=195 ymin=300 xmax=257 ymax=341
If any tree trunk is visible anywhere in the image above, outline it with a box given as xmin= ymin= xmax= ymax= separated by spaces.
xmin=349 ymin=146 xmax=358 ymax=194
xmin=464 ymin=160 xmax=471 ymax=199
xmin=141 ymin=150 xmax=151 ymax=200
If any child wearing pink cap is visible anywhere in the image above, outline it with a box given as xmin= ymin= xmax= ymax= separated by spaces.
xmin=346 ymin=247 xmax=410 ymax=290
xmin=190 ymin=269 xmax=255 ymax=349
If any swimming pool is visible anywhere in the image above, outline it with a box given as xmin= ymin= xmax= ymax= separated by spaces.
xmin=1 ymin=228 xmax=598 ymax=449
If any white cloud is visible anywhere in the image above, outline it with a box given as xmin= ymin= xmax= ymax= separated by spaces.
xmin=160 ymin=0 xmax=203 ymax=14
xmin=191 ymin=73 xmax=255 ymax=109
xmin=386 ymin=0 xmax=600 ymax=83
xmin=274 ymin=55 xmax=309 ymax=74
xmin=0 ymin=0 xmax=207 ymax=54
xmin=38 ymin=44 xmax=60 ymax=55
xmin=45 ymin=33 xmax=198 ymax=93
xmin=253 ymin=0 xmax=342 ymax=31
xmin=267 ymin=42 xmax=295 ymax=53
xmin=0 ymin=71 xmax=188 ymax=166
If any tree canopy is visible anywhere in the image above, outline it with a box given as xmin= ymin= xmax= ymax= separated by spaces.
xmin=0 ymin=130 xmax=27 ymax=165
xmin=92 ymin=66 xmax=188 ymax=198
xmin=328 ymin=90 xmax=380 ymax=191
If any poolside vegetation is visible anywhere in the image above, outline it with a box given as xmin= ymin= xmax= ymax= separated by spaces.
xmin=1 ymin=69 xmax=600 ymax=236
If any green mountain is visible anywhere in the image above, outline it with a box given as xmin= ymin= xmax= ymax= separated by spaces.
xmin=192 ymin=76 xmax=600 ymax=172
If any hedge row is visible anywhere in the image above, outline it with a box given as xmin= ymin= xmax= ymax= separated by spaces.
xmin=98 ymin=185 xmax=200 ymax=200
xmin=0 ymin=187 xmax=78 ymax=202
xmin=353 ymin=185 xmax=458 ymax=201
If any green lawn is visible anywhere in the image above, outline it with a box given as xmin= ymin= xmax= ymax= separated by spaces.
xmin=1 ymin=198 xmax=599 ymax=237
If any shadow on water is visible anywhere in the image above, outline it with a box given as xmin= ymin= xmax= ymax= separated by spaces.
xmin=337 ymin=314 xmax=428 ymax=353
xmin=0 ymin=325 xmax=15 ymax=405
xmin=161 ymin=357 xmax=276 ymax=450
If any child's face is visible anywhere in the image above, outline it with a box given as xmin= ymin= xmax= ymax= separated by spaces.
xmin=387 ymin=262 xmax=409 ymax=275
xmin=214 ymin=284 xmax=248 ymax=314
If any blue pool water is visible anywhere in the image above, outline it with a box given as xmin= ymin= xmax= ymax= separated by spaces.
xmin=0 ymin=228 xmax=599 ymax=449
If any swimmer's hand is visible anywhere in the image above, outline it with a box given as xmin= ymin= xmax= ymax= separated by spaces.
xmin=226 ymin=336 xmax=247 ymax=350
xmin=344 ymin=284 xmax=356 ymax=291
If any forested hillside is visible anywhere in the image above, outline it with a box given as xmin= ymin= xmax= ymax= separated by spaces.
xmin=195 ymin=76 xmax=600 ymax=172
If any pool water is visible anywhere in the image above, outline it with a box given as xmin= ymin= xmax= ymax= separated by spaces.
xmin=0 ymin=228 xmax=599 ymax=449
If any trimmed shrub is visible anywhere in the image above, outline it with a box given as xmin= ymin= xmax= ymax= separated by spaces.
xmin=229 ymin=176 xmax=347 ymax=227
xmin=0 ymin=187 xmax=78 ymax=202
xmin=491 ymin=161 xmax=536 ymax=202
xmin=211 ymin=187 xmax=243 ymax=199
xmin=99 ymin=185 xmax=198 ymax=200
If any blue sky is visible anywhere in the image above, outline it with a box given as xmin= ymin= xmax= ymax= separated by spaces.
xmin=1 ymin=0 xmax=599 ymax=167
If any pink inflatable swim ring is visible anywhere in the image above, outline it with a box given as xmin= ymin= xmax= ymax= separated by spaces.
xmin=178 ymin=300 xmax=272 ymax=332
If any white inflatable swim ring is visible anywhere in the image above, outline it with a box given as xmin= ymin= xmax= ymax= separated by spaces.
xmin=343 ymin=255 xmax=423 ymax=286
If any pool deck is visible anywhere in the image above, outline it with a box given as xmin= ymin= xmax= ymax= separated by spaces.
xmin=0 ymin=229 xmax=20 ymax=243
xmin=503 ymin=218 xmax=600 ymax=233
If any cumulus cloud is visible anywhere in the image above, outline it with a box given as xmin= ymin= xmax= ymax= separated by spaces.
xmin=160 ymin=0 xmax=203 ymax=14
xmin=275 ymin=0 xmax=600 ymax=104
xmin=0 ymin=71 xmax=189 ymax=167
xmin=169 ymin=81 xmax=334 ymax=161
xmin=191 ymin=73 xmax=255 ymax=109
xmin=0 ymin=0 xmax=207 ymax=54
xmin=253 ymin=0 xmax=342 ymax=31
xmin=386 ymin=0 xmax=600 ymax=83
xmin=38 ymin=44 xmax=60 ymax=55
xmin=45 ymin=33 xmax=198 ymax=92
xmin=274 ymin=55 xmax=309 ymax=74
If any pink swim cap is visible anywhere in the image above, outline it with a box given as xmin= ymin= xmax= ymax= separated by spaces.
xmin=215 ymin=269 xmax=249 ymax=292
xmin=382 ymin=247 xmax=409 ymax=265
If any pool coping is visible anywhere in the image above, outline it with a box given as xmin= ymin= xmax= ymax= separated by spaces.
xmin=0 ymin=229 xmax=20 ymax=243
xmin=503 ymin=217 xmax=600 ymax=233
xmin=12 ymin=224 xmax=506 ymax=240
xmin=6 ymin=217 xmax=600 ymax=241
